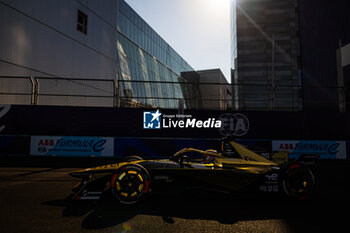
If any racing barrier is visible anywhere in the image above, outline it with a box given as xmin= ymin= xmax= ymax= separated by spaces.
xmin=1 ymin=76 xmax=348 ymax=111
xmin=0 ymin=105 xmax=350 ymax=159
xmin=0 ymin=135 xmax=348 ymax=160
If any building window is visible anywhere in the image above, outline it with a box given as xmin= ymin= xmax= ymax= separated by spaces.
xmin=77 ymin=10 xmax=87 ymax=34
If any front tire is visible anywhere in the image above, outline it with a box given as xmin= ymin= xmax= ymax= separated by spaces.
xmin=110 ymin=164 xmax=150 ymax=204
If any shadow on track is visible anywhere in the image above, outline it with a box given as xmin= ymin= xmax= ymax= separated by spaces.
xmin=42 ymin=161 xmax=350 ymax=232
xmin=43 ymin=188 xmax=349 ymax=232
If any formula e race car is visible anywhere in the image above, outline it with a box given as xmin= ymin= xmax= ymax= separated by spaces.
xmin=68 ymin=138 xmax=317 ymax=204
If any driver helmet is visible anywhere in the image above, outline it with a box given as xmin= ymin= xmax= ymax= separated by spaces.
xmin=203 ymin=149 xmax=217 ymax=164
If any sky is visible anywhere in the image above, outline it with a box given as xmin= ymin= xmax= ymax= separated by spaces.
xmin=124 ymin=0 xmax=231 ymax=82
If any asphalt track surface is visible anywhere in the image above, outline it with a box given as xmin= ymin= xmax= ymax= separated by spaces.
xmin=0 ymin=159 xmax=349 ymax=233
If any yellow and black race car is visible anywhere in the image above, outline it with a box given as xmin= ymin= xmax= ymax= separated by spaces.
xmin=69 ymin=138 xmax=316 ymax=204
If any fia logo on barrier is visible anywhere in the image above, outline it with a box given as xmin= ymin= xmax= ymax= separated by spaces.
xmin=218 ymin=113 xmax=249 ymax=136
xmin=143 ymin=110 xmax=162 ymax=129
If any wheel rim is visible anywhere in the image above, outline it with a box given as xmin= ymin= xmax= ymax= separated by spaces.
xmin=111 ymin=165 xmax=149 ymax=204
xmin=282 ymin=164 xmax=314 ymax=200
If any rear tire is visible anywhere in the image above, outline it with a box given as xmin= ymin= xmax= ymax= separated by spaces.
xmin=110 ymin=164 xmax=150 ymax=204
xmin=280 ymin=163 xmax=315 ymax=200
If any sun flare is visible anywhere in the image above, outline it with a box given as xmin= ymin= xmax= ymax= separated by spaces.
xmin=204 ymin=0 xmax=230 ymax=15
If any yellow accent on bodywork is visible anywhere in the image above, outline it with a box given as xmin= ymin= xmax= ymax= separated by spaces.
xmin=214 ymin=158 xmax=276 ymax=168
xmin=70 ymin=139 xmax=278 ymax=177
xmin=230 ymin=141 xmax=276 ymax=164
xmin=233 ymin=166 xmax=273 ymax=174
xmin=172 ymin=148 xmax=223 ymax=159
xmin=212 ymin=142 xmax=277 ymax=168
xmin=172 ymin=142 xmax=276 ymax=166
xmin=270 ymin=151 xmax=289 ymax=165
xmin=71 ymin=160 xmax=145 ymax=174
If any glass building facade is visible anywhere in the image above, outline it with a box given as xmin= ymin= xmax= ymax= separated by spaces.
xmin=231 ymin=0 xmax=302 ymax=111
xmin=298 ymin=0 xmax=350 ymax=112
xmin=116 ymin=0 xmax=194 ymax=108
xmin=0 ymin=0 xmax=195 ymax=109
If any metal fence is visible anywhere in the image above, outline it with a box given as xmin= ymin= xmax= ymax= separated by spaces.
xmin=0 ymin=76 xmax=348 ymax=111
xmin=0 ymin=76 xmax=115 ymax=107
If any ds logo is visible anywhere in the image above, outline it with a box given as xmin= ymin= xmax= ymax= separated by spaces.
xmin=143 ymin=110 xmax=162 ymax=129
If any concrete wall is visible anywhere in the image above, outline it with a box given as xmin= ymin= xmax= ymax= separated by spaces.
xmin=0 ymin=0 xmax=118 ymax=79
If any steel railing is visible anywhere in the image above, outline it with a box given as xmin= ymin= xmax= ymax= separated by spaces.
xmin=0 ymin=76 xmax=348 ymax=111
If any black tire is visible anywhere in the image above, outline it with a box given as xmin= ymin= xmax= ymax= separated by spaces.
xmin=124 ymin=155 xmax=143 ymax=162
xmin=110 ymin=164 xmax=150 ymax=204
xmin=280 ymin=163 xmax=315 ymax=200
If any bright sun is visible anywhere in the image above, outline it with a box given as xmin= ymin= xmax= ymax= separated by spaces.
xmin=204 ymin=0 xmax=230 ymax=15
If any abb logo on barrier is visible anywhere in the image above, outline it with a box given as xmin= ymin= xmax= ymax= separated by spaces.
xmin=38 ymin=139 xmax=55 ymax=146
xmin=279 ymin=144 xmax=294 ymax=150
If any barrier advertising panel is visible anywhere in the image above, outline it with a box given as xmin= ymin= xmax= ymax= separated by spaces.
xmin=272 ymin=140 xmax=347 ymax=159
xmin=0 ymin=135 xmax=30 ymax=156
xmin=30 ymin=136 xmax=114 ymax=157
xmin=3 ymin=105 xmax=350 ymax=140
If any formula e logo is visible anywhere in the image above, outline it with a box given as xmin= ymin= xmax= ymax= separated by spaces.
xmin=143 ymin=110 xmax=162 ymax=129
